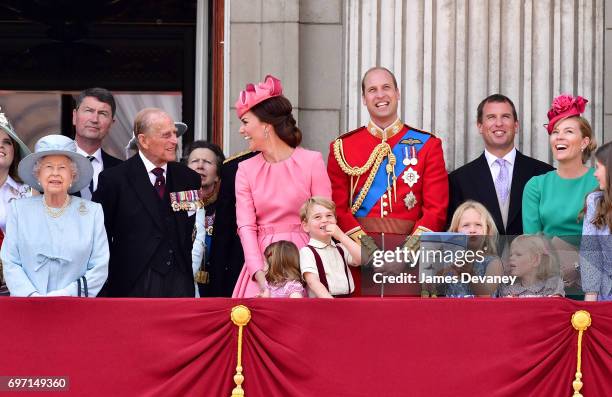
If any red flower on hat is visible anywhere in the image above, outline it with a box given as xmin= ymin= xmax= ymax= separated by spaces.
xmin=552 ymin=94 xmax=587 ymax=114
xmin=552 ymin=94 xmax=574 ymax=113
xmin=545 ymin=94 xmax=588 ymax=134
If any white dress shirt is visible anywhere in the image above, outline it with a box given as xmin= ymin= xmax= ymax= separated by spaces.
xmin=138 ymin=151 xmax=167 ymax=186
xmin=299 ymin=238 xmax=354 ymax=296
xmin=484 ymin=147 xmax=516 ymax=182
xmin=484 ymin=147 xmax=516 ymax=228
xmin=76 ymin=146 xmax=103 ymax=199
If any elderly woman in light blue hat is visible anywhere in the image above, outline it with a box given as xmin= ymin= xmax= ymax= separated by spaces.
xmin=0 ymin=134 xmax=109 ymax=297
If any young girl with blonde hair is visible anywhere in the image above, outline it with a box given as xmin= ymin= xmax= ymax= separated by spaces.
xmin=444 ymin=200 xmax=504 ymax=297
xmin=500 ymin=235 xmax=564 ymax=297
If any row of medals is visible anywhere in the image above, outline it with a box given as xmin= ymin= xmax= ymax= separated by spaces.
xmin=400 ymin=145 xmax=418 ymax=210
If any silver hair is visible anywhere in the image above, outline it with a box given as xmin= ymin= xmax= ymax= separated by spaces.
xmin=33 ymin=156 xmax=79 ymax=182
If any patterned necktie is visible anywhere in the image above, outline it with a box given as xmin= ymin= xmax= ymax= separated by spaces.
xmin=494 ymin=158 xmax=510 ymax=204
xmin=151 ymin=167 xmax=166 ymax=199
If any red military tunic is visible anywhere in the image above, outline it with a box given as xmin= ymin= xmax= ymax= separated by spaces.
xmin=328 ymin=119 xmax=448 ymax=238
xmin=327 ymin=120 xmax=448 ymax=296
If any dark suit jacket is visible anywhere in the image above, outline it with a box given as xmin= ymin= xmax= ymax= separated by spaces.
xmin=448 ymin=150 xmax=554 ymax=235
xmin=208 ymin=151 xmax=257 ymax=297
xmin=101 ymin=149 xmax=123 ymax=169
xmin=93 ymin=154 xmax=201 ymax=296
xmin=74 ymin=149 xmax=122 ymax=198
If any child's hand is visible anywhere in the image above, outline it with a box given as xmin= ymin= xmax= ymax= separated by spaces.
xmin=256 ymin=287 xmax=271 ymax=298
xmin=324 ymin=223 xmax=342 ymax=239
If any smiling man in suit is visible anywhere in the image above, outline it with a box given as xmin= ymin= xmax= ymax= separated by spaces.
xmin=94 ymin=108 xmax=201 ymax=297
xmin=448 ymin=94 xmax=553 ymax=235
xmin=73 ymin=87 xmax=123 ymax=199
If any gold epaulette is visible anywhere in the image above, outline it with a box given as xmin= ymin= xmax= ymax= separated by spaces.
xmin=336 ymin=126 xmax=367 ymax=140
xmin=223 ymin=150 xmax=253 ymax=164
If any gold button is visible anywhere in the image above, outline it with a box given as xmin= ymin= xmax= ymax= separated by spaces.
xmin=382 ymin=202 xmax=388 ymax=207
xmin=383 ymin=193 xmax=388 ymax=199
xmin=383 ymin=211 xmax=388 ymax=216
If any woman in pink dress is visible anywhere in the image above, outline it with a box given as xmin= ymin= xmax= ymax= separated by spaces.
xmin=232 ymin=75 xmax=332 ymax=298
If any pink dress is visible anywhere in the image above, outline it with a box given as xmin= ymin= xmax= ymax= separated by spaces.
xmin=267 ymin=280 xmax=306 ymax=298
xmin=232 ymin=147 xmax=332 ymax=297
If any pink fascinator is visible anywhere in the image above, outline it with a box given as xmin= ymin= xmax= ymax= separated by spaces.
xmin=545 ymin=94 xmax=588 ymax=134
xmin=235 ymin=75 xmax=283 ymax=118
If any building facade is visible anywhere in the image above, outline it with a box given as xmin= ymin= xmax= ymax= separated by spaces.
xmin=223 ymin=0 xmax=610 ymax=171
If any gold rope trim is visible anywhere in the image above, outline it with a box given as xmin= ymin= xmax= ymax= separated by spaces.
xmin=570 ymin=310 xmax=591 ymax=397
xmin=332 ymin=139 xmax=396 ymax=214
xmin=230 ymin=305 xmax=251 ymax=397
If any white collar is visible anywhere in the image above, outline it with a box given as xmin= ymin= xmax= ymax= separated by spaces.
xmin=138 ymin=151 xmax=167 ymax=174
xmin=76 ymin=145 xmax=102 ymax=163
xmin=308 ymin=237 xmax=337 ymax=249
xmin=484 ymin=147 xmax=516 ymax=167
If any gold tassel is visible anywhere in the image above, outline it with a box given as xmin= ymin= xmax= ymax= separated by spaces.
xmin=570 ymin=310 xmax=591 ymax=397
xmin=230 ymin=305 xmax=252 ymax=397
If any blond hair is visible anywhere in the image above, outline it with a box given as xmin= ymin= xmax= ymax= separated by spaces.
xmin=510 ymin=235 xmax=559 ymax=280
xmin=264 ymin=241 xmax=302 ymax=286
xmin=299 ymin=196 xmax=336 ymax=223
xmin=448 ymin=200 xmax=498 ymax=254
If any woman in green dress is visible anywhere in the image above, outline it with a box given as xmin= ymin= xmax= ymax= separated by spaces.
xmin=522 ymin=94 xmax=598 ymax=291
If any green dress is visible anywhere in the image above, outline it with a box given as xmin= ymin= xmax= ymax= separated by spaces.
xmin=522 ymin=168 xmax=597 ymax=242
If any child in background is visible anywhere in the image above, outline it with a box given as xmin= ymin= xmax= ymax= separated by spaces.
xmin=499 ymin=235 xmax=565 ymax=297
xmin=261 ymin=241 xmax=306 ymax=298
xmin=444 ymin=200 xmax=504 ymax=297
xmin=580 ymin=141 xmax=612 ymax=301
xmin=299 ymin=197 xmax=362 ymax=298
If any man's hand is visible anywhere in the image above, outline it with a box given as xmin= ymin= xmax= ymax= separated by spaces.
xmin=360 ymin=234 xmax=380 ymax=261
xmin=402 ymin=225 xmax=432 ymax=252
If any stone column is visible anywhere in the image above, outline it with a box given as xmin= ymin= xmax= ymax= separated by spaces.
xmin=344 ymin=0 xmax=605 ymax=170
xmin=298 ymin=0 xmax=343 ymax=158
xmin=227 ymin=0 xmax=300 ymax=156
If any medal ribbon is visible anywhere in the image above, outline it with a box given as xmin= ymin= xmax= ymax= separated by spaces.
xmin=354 ymin=129 xmax=430 ymax=217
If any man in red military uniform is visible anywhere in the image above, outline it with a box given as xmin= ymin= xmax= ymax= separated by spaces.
xmin=327 ymin=67 xmax=448 ymax=294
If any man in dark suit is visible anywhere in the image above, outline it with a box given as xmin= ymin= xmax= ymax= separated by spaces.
xmin=94 ymin=108 xmax=201 ymax=297
xmin=448 ymin=94 xmax=554 ymax=235
xmin=208 ymin=150 xmax=257 ymax=297
xmin=73 ymin=87 xmax=122 ymax=199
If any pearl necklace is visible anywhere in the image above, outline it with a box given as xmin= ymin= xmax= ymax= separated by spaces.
xmin=43 ymin=195 xmax=71 ymax=218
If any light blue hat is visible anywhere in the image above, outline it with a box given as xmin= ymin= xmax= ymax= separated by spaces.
xmin=0 ymin=108 xmax=31 ymax=159
xmin=18 ymin=134 xmax=94 ymax=194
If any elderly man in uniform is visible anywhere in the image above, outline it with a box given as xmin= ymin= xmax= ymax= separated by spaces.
xmin=327 ymin=67 xmax=448 ymax=294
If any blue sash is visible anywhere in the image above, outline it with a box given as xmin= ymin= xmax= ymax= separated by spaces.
xmin=354 ymin=129 xmax=430 ymax=217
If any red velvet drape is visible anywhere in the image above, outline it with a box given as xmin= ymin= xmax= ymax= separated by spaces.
xmin=0 ymin=298 xmax=610 ymax=396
